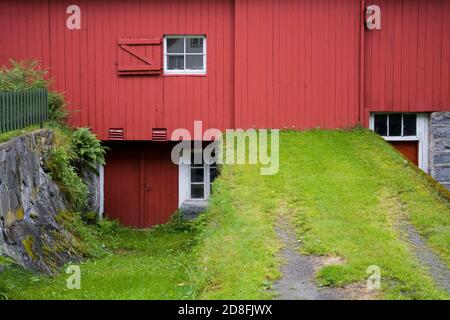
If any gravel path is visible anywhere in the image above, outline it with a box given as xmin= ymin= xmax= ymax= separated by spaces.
xmin=399 ymin=220 xmax=450 ymax=293
xmin=272 ymin=218 xmax=343 ymax=300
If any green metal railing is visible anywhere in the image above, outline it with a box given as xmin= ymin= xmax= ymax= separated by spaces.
xmin=0 ymin=89 xmax=48 ymax=133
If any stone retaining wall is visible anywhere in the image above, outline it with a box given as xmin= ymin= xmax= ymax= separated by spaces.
xmin=430 ymin=112 xmax=450 ymax=191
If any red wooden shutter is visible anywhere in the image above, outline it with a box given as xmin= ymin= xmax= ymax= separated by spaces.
xmin=117 ymin=38 xmax=162 ymax=75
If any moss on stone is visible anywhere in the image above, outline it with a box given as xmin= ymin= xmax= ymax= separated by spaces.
xmin=16 ymin=207 xmax=24 ymax=220
xmin=4 ymin=211 xmax=16 ymax=228
xmin=22 ymin=236 xmax=36 ymax=260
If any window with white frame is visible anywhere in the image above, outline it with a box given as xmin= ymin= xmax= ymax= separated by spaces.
xmin=373 ymin=113 xmax=417 ymax=137
xmin=164 ymin=35 xmax=206 ymax=75
xmin=370 ymin=112 xmax=430 ymax=173
xmin=189 ymin=150 xmax=217 ymax=200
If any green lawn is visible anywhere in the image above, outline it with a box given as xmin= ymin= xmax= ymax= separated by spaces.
xmin=1 ymin=129 xmax=449 ymax=299
xmin=1 ymin=224 xmax=198 ymax=299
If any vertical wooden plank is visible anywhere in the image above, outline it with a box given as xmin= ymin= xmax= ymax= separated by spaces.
xmin=440 ymin=0 xmax=450 ymax=109
xmin=431 ymin=0 xmax=443 ymax=108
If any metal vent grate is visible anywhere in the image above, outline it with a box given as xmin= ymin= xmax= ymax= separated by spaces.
xmin=108 ymin=128 xmax=124 ymax=140
xmin=152 ymin=128 xmax=167 ymax=141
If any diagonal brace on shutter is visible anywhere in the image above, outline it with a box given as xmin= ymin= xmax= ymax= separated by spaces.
xmin=117 ymin=38 xmax=162 ymax=75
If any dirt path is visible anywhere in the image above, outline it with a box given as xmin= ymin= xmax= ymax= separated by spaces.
xmin=272 ymin=217 xmax=343 ymax=300
xmin=398 ymin=219 xmax=450 ymax=293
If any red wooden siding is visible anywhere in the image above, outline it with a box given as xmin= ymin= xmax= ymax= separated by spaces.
xmin=364 ymin=0 xmax=450 ymax=113
xmin=0 ymin=0 xmax=51 ymax=71
xmin=1 ymin=0 xmax=449 ymax=137
xmin=234 ymin=0 xmax=361 ymax=130
xmin=0 ymin=0 xmax=234 ymax=140
xmin=104 ymin=142 xmax=178 ymax=228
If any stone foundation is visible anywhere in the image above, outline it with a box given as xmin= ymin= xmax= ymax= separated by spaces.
xmin=180 ymin=201 xmax=208 ymax=220
xmin=430 ymin=112 xmax=450 ymax=191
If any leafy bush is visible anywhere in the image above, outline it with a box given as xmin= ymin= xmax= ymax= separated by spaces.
xmin=46 ymin=140 xmax=88 ymax=212
xmin=48 ymin=91 xmax=68 ymax=124
xmin=0 ymin=60 xmax=47 ymax=91
xmin=71 ymin=128 xmax=107 ymax=173
xmin=45 ymin=127 xmax=107 ymax=214
xmin=0 ymin=60 xmax=67 ymax=124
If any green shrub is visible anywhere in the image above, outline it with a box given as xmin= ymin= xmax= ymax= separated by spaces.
xmin=71 ymin=128 xmax=107 ymax=173
xmin=81 ymin=211 xmax=99 ymax=224
xmin=48 ymin=91 xmax=68 ymax=124
xmin=0 ymin=60 xmax=47 ymax=91
xmin=46 ymin=143 xmax=88 ymax=212
xmin=0 ymin=59 xmax=67 ymax=124
xmin=45 ymin=127 xmax=107 ymax=214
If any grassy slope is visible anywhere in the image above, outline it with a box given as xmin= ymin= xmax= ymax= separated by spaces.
xmin=278 ymin=130 xmax=449 ymax=299
xmin=2 ymin=129 xmax=449 ymax=300
xmin=191 ymin=162 xmax=280 ymax=299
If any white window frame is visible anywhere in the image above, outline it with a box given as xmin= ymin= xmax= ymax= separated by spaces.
xmin=163 ymin=35 xmax=207 ymax=75
xmin=188 ymin=162 xmax=213 ymax=201
xmin=370 ymin=113 xmax=429 ymax=172
xmin=178 ymin=150 xmax=218 ymax=206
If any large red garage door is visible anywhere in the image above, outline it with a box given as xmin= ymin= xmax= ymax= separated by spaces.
xmin=104 ymin=142 xmax=178 ymax=228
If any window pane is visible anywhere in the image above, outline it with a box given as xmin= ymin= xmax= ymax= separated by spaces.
xmin=167 ymin=38 xmax=184 ymax=53
xmin=186 ymin=55 xmax=204 ymax=70
xmin=374 ymin=114 xmax=388 ymax=136
xmin=191 ymin=184 xmax=204 ymax=199
xmin=186 ymin=38 xmax=204 ymax=53
xmin=191 ymin=168 xmax=204 ymax=183
xmin=403 ymin=114 xmax=417 ymax=136
xmin=389 ymin=114 xmax=402 ymax=136
xmin=167 ymin=56 xmax=184 ymax=70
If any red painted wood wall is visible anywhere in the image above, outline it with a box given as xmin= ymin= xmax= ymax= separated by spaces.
xmin=234 ymin=0 xmax=361 ymax=130
xmin=1 ymin=0 xmax=449 ymax=135
xmin=0 ymin=0 xmax=234 ymax=140
xmin=364 ymin=0 xmax=450 ymax=113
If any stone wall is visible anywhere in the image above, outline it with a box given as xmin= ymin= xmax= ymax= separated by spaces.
xmin=430 ymin=112 xmax=450 ymax=191
xmin=0 ymin=130 xmax=81 ymax=274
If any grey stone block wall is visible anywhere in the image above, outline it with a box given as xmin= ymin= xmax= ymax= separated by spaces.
xmin=430 ymin=112 xmax=450 ymax=191
xmin=180 ymin=201 xmax=208 ymax=220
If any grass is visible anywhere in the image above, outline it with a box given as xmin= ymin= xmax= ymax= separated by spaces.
xmin=1 ymin=129 xmax=449 ymax=300
xmin=1 ymin=162 xmax=280 ymax=300
xmin=278 ymin=129 xmax=450 ymax=299
xmin=190 ymin=162 xmax=280 ymax=299
xmin=1 ymin=220 xmax=199 ymax=299
xmin=0 ymin=125 xmax=41 ymax=143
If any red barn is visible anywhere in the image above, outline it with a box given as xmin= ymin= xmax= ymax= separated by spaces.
xmin=1 ymin=0 xmax=449 ymax=227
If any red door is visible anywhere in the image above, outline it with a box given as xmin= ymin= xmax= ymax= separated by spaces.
xmin=142 ymin=145 xmax=179 ymax=228
xmin=104 ymin=142 xmax=178 ymax=228
xmin=389 ymin=141 xmax=419 ymax=166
